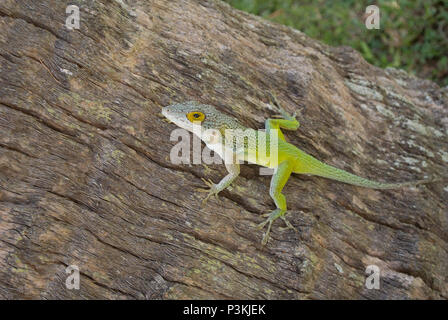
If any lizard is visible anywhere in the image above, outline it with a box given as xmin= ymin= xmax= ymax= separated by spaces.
xmin=161 ymin=97 xmax=437 ymax=245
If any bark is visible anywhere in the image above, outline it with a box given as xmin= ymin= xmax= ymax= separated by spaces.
xmin=0 ymin=0 xmax=447 ymax=299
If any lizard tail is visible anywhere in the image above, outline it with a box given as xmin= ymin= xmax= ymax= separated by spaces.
xmin=294 ymin=151 xmax=434 ymax=189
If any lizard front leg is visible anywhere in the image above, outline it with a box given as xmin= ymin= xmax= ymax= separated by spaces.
xmin=258 ymin=160 xmax=297 ymax=245
xmin=197 ymin=161 xmax=240 ymax=205
xmin=265 ymin=95 xmax=300 ymax=141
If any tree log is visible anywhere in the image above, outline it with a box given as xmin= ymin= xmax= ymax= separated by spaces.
xmin=0 ymin=0 xmax=447 ymax=299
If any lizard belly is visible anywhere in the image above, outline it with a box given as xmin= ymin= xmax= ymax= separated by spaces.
xmin=205 ymin=141 xmax=234 ymax=163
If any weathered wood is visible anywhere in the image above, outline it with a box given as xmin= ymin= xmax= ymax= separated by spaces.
xmin=0 ymin=0 xmax=447 ymax=299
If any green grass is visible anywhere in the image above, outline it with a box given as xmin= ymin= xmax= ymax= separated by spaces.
xmin=224 ymin=0 xmax=448 ymax=86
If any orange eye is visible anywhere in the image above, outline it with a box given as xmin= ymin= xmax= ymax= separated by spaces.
xmin=186 ymin=111 xmax=205 ymax=123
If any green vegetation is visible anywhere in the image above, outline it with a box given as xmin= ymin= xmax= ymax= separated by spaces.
xmin=224 ymin=0 xmax=448 ymax=86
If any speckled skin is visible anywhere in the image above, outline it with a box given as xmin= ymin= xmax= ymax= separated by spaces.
xmin=162 ymin=101 xmax=244 ymax=134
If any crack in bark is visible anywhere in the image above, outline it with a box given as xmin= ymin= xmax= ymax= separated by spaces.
xmin=338 ymin=198 xmax=448 ymax=252
xmin=0 ymin=101 xmax=89 ymax=148
xmin=0 ymin=54 xmax=110 ymax=133
xmin=0 ymin=8 xmax=71 ymax=44
xmin=56 ymin=260 xmax=138 ymax=299
xmin=186 ymin=237 xmax=311 ymax=296
xmin=337 ymin=199 xmax=408 ymax=232
xmin=0 ymin=143 xmax=37 ymax=159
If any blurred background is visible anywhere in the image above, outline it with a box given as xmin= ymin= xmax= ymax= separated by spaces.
xmin=224 ymin=0 xmax=448 ymax=87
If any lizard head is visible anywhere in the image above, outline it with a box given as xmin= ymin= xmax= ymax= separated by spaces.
xmin=162 ymin=101 xmax=242 ymax=133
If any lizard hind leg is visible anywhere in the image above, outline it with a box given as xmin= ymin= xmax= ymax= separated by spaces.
xmin=257 ymin=160 xmax=297 ymax=245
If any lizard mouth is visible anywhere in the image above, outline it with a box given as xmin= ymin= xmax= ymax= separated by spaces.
xmin=161 ymin=107 xmax=169 ymax=117
xmin=161 ymin=107 xmax=176 ymax=123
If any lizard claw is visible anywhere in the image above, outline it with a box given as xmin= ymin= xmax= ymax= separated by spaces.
xmin=279 ymin=215 xmax=298 ymax=232
xmin=196 ymin=178 xmax=219 ymax=205
xmin=257 ymin=208 xmax=283 ymax=245
xmin=268 ymin=92 xmax=301 ymax=121
xmin=261 ymin=212 xmax=271 ymax=218
xmin=257 ymin=209 xmax=296 ymax=245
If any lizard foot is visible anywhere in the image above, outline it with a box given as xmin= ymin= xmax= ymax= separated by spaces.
xmin=196 ymin=178 xmax=219 ymax=205
xmin=268 ymin=92 xmax=302 ymax=121
xmin=272 ymin=108 xmax=301 ymax=122
xmin=257 ymin=209 xmax=296 ymax=245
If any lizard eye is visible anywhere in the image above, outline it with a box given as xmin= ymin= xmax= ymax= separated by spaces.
xmin=186 ymin=111 xmax=205 ymax=123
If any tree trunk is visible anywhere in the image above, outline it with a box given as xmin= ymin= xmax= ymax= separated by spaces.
xmin=0 ymin=0 xmax=447 ymax=299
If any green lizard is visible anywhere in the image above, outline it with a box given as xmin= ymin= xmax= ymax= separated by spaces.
xmin=161 ymin=98 xmax=435 ymax=245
